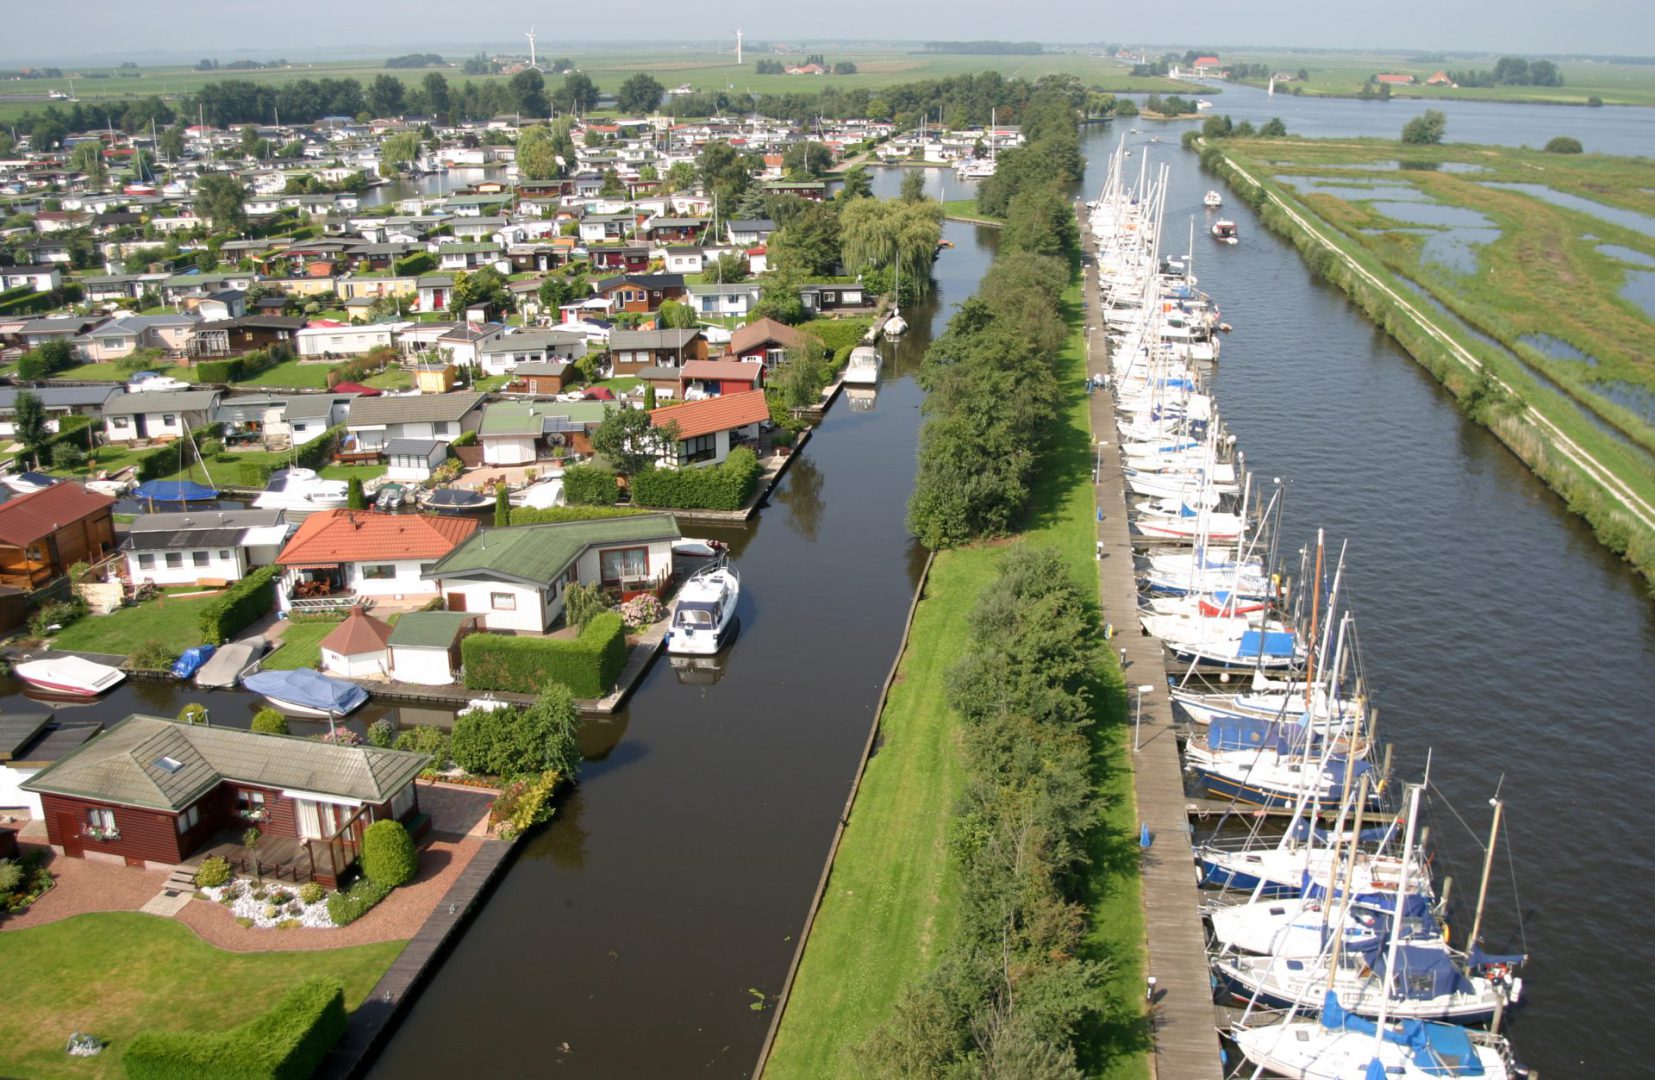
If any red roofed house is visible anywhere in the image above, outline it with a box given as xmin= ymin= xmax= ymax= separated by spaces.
xmin=0 ymin=483 xmax=116 ymax=590
xmin=1192 ymin=56 xmax=1222 ymax=73
xmin=650 ymin=389 xmax=771 ymax=467
xmin=1376 ymin=73 xmax=1416 ymax=86
xmin=275 ymin=509 xmax=479 ymax=614
xmin=1425 ymin=71 xmax=1456 ymax=87
xmin=681 ymin=359 xmax=765 ymax=400
xmin=727 ymin=317 xmax=816 ymax=367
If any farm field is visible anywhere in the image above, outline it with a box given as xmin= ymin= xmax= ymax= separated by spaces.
xmin=1216 ymin=50 xmax=1655 ymax=106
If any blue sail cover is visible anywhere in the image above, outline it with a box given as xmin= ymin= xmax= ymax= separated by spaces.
xmin=1301 ymin=872 xmax=1435 ymax=922
xmin=1207 ymin=714 xmax=1315 ymax=754
xmin=1381 ymin=944 xmax=1473 ymax=1001
xmin=171 ymin=644 xmax=215 ymax=679
xmin=1238 ymin=629 xmax=1297 ymax=658
xmin=1290 ymin=820 xmax=1394 ymax=844
xmin=133 ymin=480 xmax=219 ymax=502
xmin=1320 ymin=992 xmax=1486 ymax=1077
xmin=243 ymin=668 xmax=369 ymax=714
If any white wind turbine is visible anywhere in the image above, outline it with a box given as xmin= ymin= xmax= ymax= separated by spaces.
xmin=525 ymin=27 xmax=538 ymax=70
xmin=734 ymin=29 xmax=743 ymax=66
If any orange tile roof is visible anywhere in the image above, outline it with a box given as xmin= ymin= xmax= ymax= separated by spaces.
xmin=0 ymin=483 xmax=115 ymax=547
xmin=320 ymin=606 xmax=394 ymax=655
xmin=650 ymin=389 xmax=771 ymax=440
xmin=276 ymin=509 xmax=478 ymax=566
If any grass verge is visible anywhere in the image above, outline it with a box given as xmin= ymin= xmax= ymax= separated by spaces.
xmin=262 ymin=621 xmax=339 ymax=670
xmin=50 ymin=592 xmax=219 ymax=656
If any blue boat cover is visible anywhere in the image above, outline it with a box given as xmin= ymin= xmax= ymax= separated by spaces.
xmin=1207 ymin=714 xmax=1315 ymax=754
xmin=134 ymin=480 xmax=219 ymax=502
xmin=1320 ymin=991 xmax=1486 ymax=1076
xmin=1290 ymin=820 xmax=1393 ymax=844
xmin=1380 ymin=943 xmax=1473 ymax=1001
xmin=171 ymin=644 xmax=215 ymax=679
xmin=15 ymin=471 xmax=58 ymax=488
xmin=1301 ymin=873 xmax=1435 ymax=922
xmin=1238 ymin=629 xmax=1297 ymax=658
xmin=243 ymin=668 xmax=369 ymax=714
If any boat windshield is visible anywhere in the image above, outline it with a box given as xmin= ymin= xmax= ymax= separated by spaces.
xmin=676 ymin=603 xmax=718 ymax=629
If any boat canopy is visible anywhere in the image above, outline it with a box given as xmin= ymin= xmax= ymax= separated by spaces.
xmin=243 ymin=668 xmax=369 ymax=714
xmin=1319 ymin=991 xmax=1486 ymax=1076
xmin=171 ymin=644 xmax=215 ymax=679
xmin=133 ymin=480 xmax=218 ymax=502
xmin=1207 ymin=714 xmax=1315 ymax=755
xmin=1379 ymin=944 xmax=1474 ymax=1001
xmin=1238 ymin=629 xmax=1297 ymax=658
xmin=1301 ymin=873 xmax=1434 ymax=921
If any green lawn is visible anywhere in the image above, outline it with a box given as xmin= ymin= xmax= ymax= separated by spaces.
xmin=940 ymin=198 xmax=1000 ymax=223
xmin=49 ymin=592 xmax=220 ymax=656
xmin=58 ymin=361 xmax=194 ymax=382
xmin=0 ymin=912 xmax=401 ymax=1080
xmin=363 ymin=367 xmax=414 ymax=390
xmin=262 ymin=620 xmax=338 ymax=670
xmin=767 ymin=283 xmax=1145 ymax=1078
xmin=233 ymin=357 xmax=336 ymax=389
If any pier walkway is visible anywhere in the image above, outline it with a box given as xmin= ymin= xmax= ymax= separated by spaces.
xmin=1083 ymin=233 xmax=1224 ymax=1080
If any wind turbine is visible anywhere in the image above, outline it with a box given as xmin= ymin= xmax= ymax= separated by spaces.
xmin=525 ymin=26 xmax=538 ymax=70
xmin=734 ymin=29 xmax=743 ymax=66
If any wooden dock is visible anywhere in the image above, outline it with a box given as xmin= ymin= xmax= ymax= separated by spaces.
xmin=314 ymin=834 xmax=518 ymax=1080
xmin=1084 ymin=231 xmax=1225 ymax=1080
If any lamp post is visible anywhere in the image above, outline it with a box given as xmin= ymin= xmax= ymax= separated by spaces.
xmin=1133 ymin=684 xmax=1155 ymax=752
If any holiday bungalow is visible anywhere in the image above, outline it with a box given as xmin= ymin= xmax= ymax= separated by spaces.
xmin=0 ymin=712 xmax=100 ymax=819
xmin=726 ymin=219 xmax=776 ymax=246
xmin=0 ymin=385 xmax=123 ymax=440
xmin=511 ymin=359 xmax=574 ymax=396
xmin=477 ymin=400 xmax=609 ymax=465
xmin=21 ymin=714 xmax=429 ymax=885
xmin=124 ymin=508 xmax=291 ymax=587
xmin=192 ymin=315 xmax=307 ymax=357
xmin=384 ymin=439 xmax=449 ymax=482
xmin=275 ymin=508 xmax=479 ymax=613
xmin=416 ymin=274 xmax=454 ymax=313
xmin=650 ymin=389 xmax=770 ymax=468
xmin=477 ymin=328 xmax=588 ymax=377
xmin=680 ymin=359 xmax=765 ymax=400
xmin=606 ymin=327 xmax=707 ymax=375
xmin=687 ymin=282 xmax=763 ymax=318
xmin=427 ymin=514 xmax=682 ymax=633
xmin=589 ymin=245 xmax=652 ymax=274
xmin=295 ymin=321 xmax=404 ymax=358
xmin=0 ymin=264 xmax=62 ymax=293
xmin=77 ymin=314 xmax=198 ymax=361
xmin=0 ymin=483 xmax=117 ymax=590
xmin=593 ymin=273 xmax=687 ymax=314
xmin=798 ymin=282 xmax=865 ymax=314
xmin=727 ymin=317 xmax=816 ymax=367
xmin=102 ymin=389 xmax=222 ymax=444
xmin=344 ymin=392 xmax=485 ymax=452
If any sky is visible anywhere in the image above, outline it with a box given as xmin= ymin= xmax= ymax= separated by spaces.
xmin=4 ymin=1 xmax=1652 ymax=63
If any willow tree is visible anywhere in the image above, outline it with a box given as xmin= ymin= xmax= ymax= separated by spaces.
xmin=839 ymin=197 xmax=943 ymax=298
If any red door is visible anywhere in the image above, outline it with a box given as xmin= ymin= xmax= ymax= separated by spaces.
xmin=447 ymin=592 xmax=466 ymax=612
xmin=56 ymin=811 xmax=83 ymax=857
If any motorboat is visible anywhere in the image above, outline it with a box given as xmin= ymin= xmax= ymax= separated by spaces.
xmin=13 ymin=656 xmax=126 ymax=697
xmin=1204 ymin=190 xmax=1223 ymax=208
xmin=511 ymin=478 xmax=565 ymax=509
xmin=842 ymin=346 xmax=882 ymax=386
xmin=243 ymin=668 xmax=369 ymax=717
xmin=423 ymin=487 xmax=492 ymax=513
xmin=2 ymin=471 xmax=58 ymax=495
xmin=253 ymin=468 xmax=349 ymax=512
xmin=128 ymin=374 xmax=191 ymax=393
xmin=464 ymin=695 xmax=512 ymax=713
xmin=671 ymin=537 xmax=728 ymax=558
xmin=374 ymin=482 xmax=409 ymax=511
xmin=170 ymin=645 xmax=216 ymax=680
xmin=667 ymin=558 xmax=740 ymax=656
xmin=83 ymin=476 xmax=134 ymax=497
xmin=194 ymin=639 xmax=265 ymax=688
xmin=1212 ymin=219 xmax=1239 ymax=245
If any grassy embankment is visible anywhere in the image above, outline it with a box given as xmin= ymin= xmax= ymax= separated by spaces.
xmin=939 ymin=198 xmax=1003 ymax=226
xmin=1205 ymin=137 xmax=1655 ymax=585
xmin=0 ymin=912 xmax=400 ymax=1080
xmin=764 ymin=282 xmax=1146 ymax=1079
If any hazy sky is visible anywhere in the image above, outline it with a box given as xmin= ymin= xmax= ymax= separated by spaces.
xmin=5 ymin=1 xmax=1651 ymax=63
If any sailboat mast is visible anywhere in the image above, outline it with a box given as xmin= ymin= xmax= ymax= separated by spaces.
xmin=1303 ymin=529 xmax=1325 ymax=709
xmin=1368 ymin=783 xmax=1423 ymax=1052
xmin=1466 ymin=797 xmax=1505 ymax=953
xmin=1324 ymin=772 xmax=1371 ymax=982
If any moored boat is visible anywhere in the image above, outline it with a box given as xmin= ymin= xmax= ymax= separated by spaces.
xmin=13 ymin=656 xmax=126 ymax=697
xmin=842 ymin=346 xmax=882 ymax=385
xmin=667 ymin=558 xmax=740 ymax=656
xmin=252 ymin=468 xmax=349 ymax=512
xmin=242 ymin=668 xmax=369 ymax=717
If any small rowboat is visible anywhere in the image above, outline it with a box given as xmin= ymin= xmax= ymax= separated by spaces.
xmin=13 ymin=656 xmax=126 ymax=697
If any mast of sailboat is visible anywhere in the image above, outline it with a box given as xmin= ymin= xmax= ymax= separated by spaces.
xmin=1323 ymin=770 xmax=1372 ymax=986
xmin=1303 ymin=528 xmax=1325 ymax=710
xmin=1466 ymin=796 xmax=1504 ymax=960
xmin=1366 ymin=782 xmax=1423 ymax=1069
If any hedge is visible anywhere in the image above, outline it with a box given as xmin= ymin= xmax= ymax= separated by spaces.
xmin=508 ymin=504 xmax=646 ymax=526
xmin=124 ymin=977 xmax=348 ymax=1080
xmin=131 ymin=424 xmax=224 ymax=482
xmin=630 ymin=447 xmax=760 ymax=511
xmin=325 ymin=875 xmax=391 ymax=926
xmin=462 ymin=613 xmax=627 ymax=697
xmin=293 ymin=424 xmax=343 ymax=471
xmin=562 ymin=464 xmax=620 ymax=506
xmin=198 ymin=565 xmax=277 ymax=645
xmin=194 ymin=357 xmax=241 ymax=383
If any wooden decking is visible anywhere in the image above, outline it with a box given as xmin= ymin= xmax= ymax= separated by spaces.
xmin=1084 ymin=234 xmax=1225 ymax=1080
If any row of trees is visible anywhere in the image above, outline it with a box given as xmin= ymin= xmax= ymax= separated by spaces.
xmin=1450 ymin=57 xmax=1564 ymax=88
xmin=864 ymin=546 xmax=1108 ymax=1074
xmin=1201 ymin=115 xmax=1290 ymax=140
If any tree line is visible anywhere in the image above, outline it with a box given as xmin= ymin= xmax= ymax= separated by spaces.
xmin=1449 ymin=56 xmax=1564 ymax=88
xmin=923 ymin=41 xmax=1044 ymax=55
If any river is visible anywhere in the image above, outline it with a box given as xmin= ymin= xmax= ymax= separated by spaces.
xmin=1090 ymin=99 xmax=1653 ymax=1078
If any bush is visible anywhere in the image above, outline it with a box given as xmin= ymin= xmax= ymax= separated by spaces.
xmin=562 ymin=464 xmax=620 ymax=505
xmin=462 ymin=613 xmax=626 ymax=696
xmin=293 ymin=424 xmax=343 ymax=471
xmin=194 ymin=357 xmax=242 ymax=383
xmin=563 ymin=581 xmax=608 ymax=631
xmin=29 ymin=597 xmax=88 ymax=638
xmin=0 ymin=860 xmax=22 ymax=894
xmin=490 ymin=770 xmax=561 ymax=840
xmin=367 ymin=717 xmax=396 ymax=748
xmin=178 ymin=703 xmax=209 ymax=725
xmin=239 ymin=462 xmax=273 ymax=488
xmin=451 ymin=683 xmax=582 ymax=779
xmin=360 ymin=819 xmax=417 ymax=886
xmin=298 ymin=881 xmax=325 ymax=905
xmin=51 ymin=442 xmax=86 ymax=469
xmin=509 ymin=504 xmax=646 ymax=525
xmin=194 ymin=856 xmax=233 ymax=888
xmin=124 ymin=977 xmax=348 ymax=1080
xmin=630 ymin=447 xmax=760 ymax=511
xmin=198 ymin=565 xmax=277 ymax=644
xmin=394 ymin=724 xmax=450 ymax=769
xmin=1543 ymin=135 xmax=1583 ymax=154
xmin=251 ymin=708 xmax=289 ymax=735
xmin=325 ymin=876 xmax=391 ymax=926
xmin=131 ymin=638 xmax=180 ymax=670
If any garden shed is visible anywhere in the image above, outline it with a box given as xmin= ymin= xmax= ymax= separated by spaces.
xmin=387 ymin=610 xmax=478 ymax=685
xmin=318 ymin=607 xmax=393 ymax=678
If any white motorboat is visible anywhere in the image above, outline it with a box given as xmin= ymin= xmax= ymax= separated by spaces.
xmin=252 ymin=468 xmax=349 ymax=512
xmin=2 ymin=471 xmax=58 ymax=495
xmin=1212 ymin=219 xmax=1239 ymax=244
xmin=511 ymin=478 xmax=565 ymax=509
xmin=13 ymin=656 xmax=126 ymax=697
xmin=1204 ymin=190 xmax=1223 ymax=208
xmin=667 ymin=558 xmax=739 ymax=656
xmin=842 ymin=346 xmax=882 ymax=386
xmin=193 ymin=639 xmax=264 ymax=688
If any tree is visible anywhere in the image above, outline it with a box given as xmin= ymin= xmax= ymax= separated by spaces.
xmin=699 ymin=141 xmax=753 ymax=220
xmin=346 ymin=476 xmax=366 ymax=510
xmin=511 ymin=69 xmax=549 ymax=117
xmin=159 ymin=125 xmax=186 ymax=161
xmin=451 ymin=267 xmax=513 ymax=314
xmin=708 ymin=252 xmax=749 ymax=283
xmin=251 ymin=708 xmax=289 ymax=735
xmin=768 ymin=200 xmax=842 ymax=279
xmin=516 ymin=681 xmax=583 ymax=779
xmin=656 ymin=300 xmax=698 ymax=329
xmin=838 ymin=165 xmax=873 ymax=201
xmin=494 ymin=484 xmax=511 ymax=526
xmin=553 ymin=72 xmax=599 ymax=114
xmin=1401 ymin=109 xmax=1447 ymax=146
xmin=70 ymin=141 xmax=108 ymax=188
xmin=564 ymin=581 xmax=607 ymax=630
xmin=17 ymin=342 xmax=71 ymax=381
xmin=617 ymin=74 xmax=665 ymax=114
xmin=367 ymin=74 xmax=405 ymax=117
xmin=12 ymin=392 xmax=47 ymax=456
xmin=900 ymin=169 xmax=927 ymax=203
xmin=516 ymin=124 xmax=560 ymax=180
xmin=380 ymin=130 xmax=420 ymax=174
xmin=52 ymin=443 xmax=86 ymax=470
xmin=195 ymin=172 xmax=247 ymax=231
xmin=664 ymin=161 xmax=696 ymax=193
xmin=591 ymin=406 xmax=677 ymax=477
xmin=599 ymin=169 xmax=625 ymax=197
xmin=1002 ymin=185 xmax=1081 ymax=269
xmin=423 ymin=72 xmax=452 ymax=119
xmin=1543 ymin=135 xmax=1583 ymax=154
xmin=783 ymin=141 xmax=833 ymax=178
xmin=1259 ymin=117 xmax=1288 ymax=138
xmin=30 ymin=114 xmax=67 ymax=151
xmin=538 ymin=271 xmax=587 ymax=313
xmin=644 ymin=383 xmax=658 ymax=410
xmin=771 ymin=347 xmax=831 ymax=411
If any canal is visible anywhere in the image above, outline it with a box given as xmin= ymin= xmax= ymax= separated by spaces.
xmin=1090 ymin=96 xmax=1654 ymax=1078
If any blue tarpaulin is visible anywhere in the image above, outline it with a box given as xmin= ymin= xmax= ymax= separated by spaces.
xmin=243 ymin=669 xmax=369 ymax=715
xmin=133 ymin=480 xmax=219 ymax=503
xmin=1239 ymin=629 xmax=1297 ymax=657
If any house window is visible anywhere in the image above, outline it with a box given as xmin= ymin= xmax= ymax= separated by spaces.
xmin=165 ymin=552 xmax=184 ymax=569
xmin=137 ymin=553 xmax=155 ymax=569
xmin=599 ymin=547 xmax=648 ymax=585
xmin=490 ymin=592 xmax=516 ymax=611
xmin=112 ymin=416 xmax=131 ymax=428
xmin=219 ymin=550 xmax=231 ymax=560
xmin=677 ymin=433 xmax=717 ymax=465
xmin=361 ymin=564 xmax=397 ymax=580
xmin=162 ymin=414 xmax=177 ymax=425
xmin=84 ymin=807 xmax=117 ymax=835
xmin=419 ymin=562 xmax=436 ymax=576
xmin=192 ymin=551 xmax=211 ymax=567
xmin=176 ymin=803 xmax=201 ymax=834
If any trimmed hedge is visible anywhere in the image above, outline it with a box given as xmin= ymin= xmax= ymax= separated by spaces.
xmin=562 ymin=464 xmax=619 ymax=506
xmin=508 ymin=504 xmax=646 ymax=526
xmin=124 ymin=976 xmax=348 ymax=1080
xmin=129 ymin=424 xmax=224 ymax=483
xmin=293 ymin=424 xmax=343 ymax=471
xmin=198 ymin=565 xmax=277 ymax=645
xmin=462 ymin=613 xmax=627 ymax=697
xmin=630 ymin=447 xmax=760 ymax=511
xmin=325 ymin=876 xmax=391 ymax=926
xmin=360 ymin=820 xmax=417 ymax=887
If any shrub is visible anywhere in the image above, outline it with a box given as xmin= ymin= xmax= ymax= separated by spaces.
xmin=462 ymin=613 xmax=626 ymax=697
xmin=198 ymin=565 xmax=277 ymax=644
xmin=0 ymin=860 xmax=24 ymax=894
xmin=298 ymin=881 xmax=325 ymax=905
xmin=451 ymin=683 xmax=582 ymax=779
xmin=130 ymin=638 xmax=180 ymax=670
xmin=360 ymin=819 xmax=418 ymax=886
xmin=293 ymin=424 xmax=343 ymax=471
xmin=251 ymin=708 xmax=289 ymax=735
xmin=630 ymin=447 xmax=761 ymax=511
xmin=618 ymin=593 xmax=663 ymax=629
xmin=367 ymin=718 xmax=396 ymax=748
xmin=562 ymin=464 xmax=620 ymax=505
xmin=51 ymin=442 xmax=86 ymax=469
xmin=491 ymin=770 xmax=561 ymax=840
xmin=124 ymin=977 xmax=348 ymax=1080
xmin=563 ymin=581 xmax=608 ymax=631
xmin=1543 ymin=135 xmax=1583 ymax=154
xmin=29 ymin=597 xmax=88 ymax=638
xmin=509 ymin=504 xmax=646 ymax=525
xmin=325 ymin=876 xmax=391 ymax=926
xmin=239 ymin=462 xmax=274 ymax=488
xmin=178 ymin=703 xmax=209 ymax=725
xmin=194 ymin=358 xmax=242 ymax=383
xmin=394 ymin=724 xmax=450 ymax=769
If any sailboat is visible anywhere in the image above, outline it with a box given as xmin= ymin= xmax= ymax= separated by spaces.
xmin=883 ymin=254 xmax=908 ymax=338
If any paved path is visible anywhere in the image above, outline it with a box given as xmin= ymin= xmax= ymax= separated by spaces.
xmin=1083 ymin=228 xmax=1224 ymax=1080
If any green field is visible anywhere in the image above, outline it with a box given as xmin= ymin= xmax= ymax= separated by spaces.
xmin=1214 ymin=50 xmax=1655 ymax=107
xmin=766 ymin=283 xmax=1145 ymax=1078
xmin=0 ymin=912 xmax=400 ymax=1079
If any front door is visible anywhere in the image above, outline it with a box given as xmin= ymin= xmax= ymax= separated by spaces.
xmin=57 ymin=811 xmax=83 ymax=857
xmin=447 ymin=592 xmax=466 ymax=612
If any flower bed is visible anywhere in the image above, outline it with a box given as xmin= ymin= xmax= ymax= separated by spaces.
xmin=200 ymin=878 xmax=337 ymax=929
